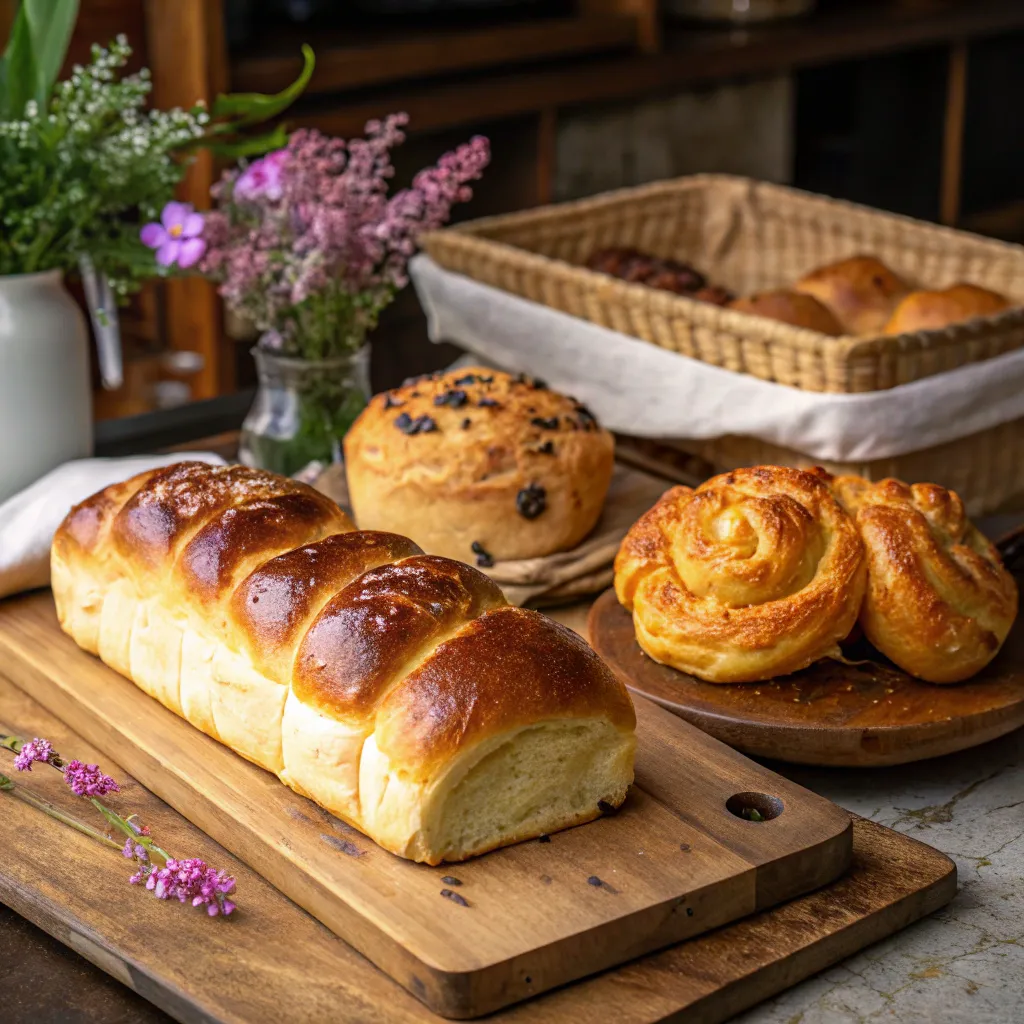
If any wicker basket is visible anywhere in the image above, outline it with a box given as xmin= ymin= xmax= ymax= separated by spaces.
xmin=422 ymin=174 xmax=1024 ymax=393
xmin=421 ymin=175 xmax=1024 ymax=514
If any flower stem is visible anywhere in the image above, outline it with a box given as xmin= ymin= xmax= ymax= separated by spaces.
xmin=91 ymin=798 xmax=172 ymax=864
xmin=5 ymin=781 xmax=123 ymax=851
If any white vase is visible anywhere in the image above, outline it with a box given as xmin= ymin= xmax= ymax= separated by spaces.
xmin=0 ymin=271 xmax=93 ymax=504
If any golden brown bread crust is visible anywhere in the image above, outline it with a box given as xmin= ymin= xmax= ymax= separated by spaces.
xmin=883 ymin=284 xmax=1012 ymax=335
xmin=293 ymin=554 xmax=506 ymax=719
xmin=232 ymin=530 xmax=423 ymax=681
xmin=91 ymin=462 xmax=351 ymax=585
xmin=57 ymin=469 xmax=163 ymax=560
xmin=376 ymin=606 xmax=636 ymax=783
xmin=728 ymin=290 xmax=846 ymax=336
xmin=615 ymin=467 xmax=867 ymax=683
xmin=52 ymin=462 xmax=636 ymax=863
xmin=793 ymin=255 xmax=911 ymax=335
xmin=831 ymin=475 xmax=1018 ymax=682
xmin=343 ymin=367 xmax=615 ymax=563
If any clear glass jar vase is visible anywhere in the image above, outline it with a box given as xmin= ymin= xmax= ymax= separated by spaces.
xmin=239 ymin=343 xmax=370 ymax=476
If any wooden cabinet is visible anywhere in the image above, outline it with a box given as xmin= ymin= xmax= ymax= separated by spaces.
xmin=4 ymin=0 xmax=1023 ymax=413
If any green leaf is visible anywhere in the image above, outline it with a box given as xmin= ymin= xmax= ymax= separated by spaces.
xmin=1 ymin=7 xmax=39 ymax=121
xmin=23 ymin=0 xmax=79 ymax=107
xmin=205 ymin=122 xmax=290 ymax=158
xmin=211 ymin=43 xmax=314 ymax=126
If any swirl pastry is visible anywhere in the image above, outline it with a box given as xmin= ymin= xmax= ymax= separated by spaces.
xmin=614 ymin=466 xmax=867 ymax=683
xmin=831 ymin=475 xmax=1018 ymax=683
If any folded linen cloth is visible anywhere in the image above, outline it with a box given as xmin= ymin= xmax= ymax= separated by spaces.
xmin=0 ymin=453 xmax=226 ymax=600
xmin=411 ymin=253 xmax=1024 ymax=463
xmin=313 ymin=461 xmax=669 ymax=607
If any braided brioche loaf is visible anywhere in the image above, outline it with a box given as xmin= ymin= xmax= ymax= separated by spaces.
xmin=51 ymin=462 xmax=636 ymax=864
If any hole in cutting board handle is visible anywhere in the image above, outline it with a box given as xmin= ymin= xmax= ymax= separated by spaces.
xmin=726 ymin=792 xmax=784 ymax=822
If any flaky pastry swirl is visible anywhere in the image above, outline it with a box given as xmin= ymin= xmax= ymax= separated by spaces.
xmin=831 ymin=475 xmax=1018 ymax=683
xmin=614 ymin=466 xmax=867 ymax=683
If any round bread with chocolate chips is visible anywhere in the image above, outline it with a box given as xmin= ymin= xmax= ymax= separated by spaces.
xmin=343 ymin=367 xmax=615 ymax=563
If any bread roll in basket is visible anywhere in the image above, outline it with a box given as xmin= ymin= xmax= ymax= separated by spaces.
xmin=50 ymin=462 xmax=636 ymax=864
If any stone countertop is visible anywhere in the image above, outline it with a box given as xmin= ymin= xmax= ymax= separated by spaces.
xmin=547 ymin=561 xmax=1024 ymax=1024
xmin=732 ymin=514 xmax=1024 ymax=1024
xmin=735 ymin=729 xmax=1024 ymax=1024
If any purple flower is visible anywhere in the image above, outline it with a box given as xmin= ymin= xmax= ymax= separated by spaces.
xmin=14 ymin=737 xmax=53 ymax=772
xmin=197 ymin=115 xmax=488 ymax=355
xmin=124 ymin=837 xmax=154 ymax=885
xmin=63 ymin=760 xmax=120 ymax=797
xmin=146 ymin=858 xmax=236 ymax=916
xmin=234 ymin=149 xmax=288 ymax=202
xmin=141 ymin=202 xmax=207 ymax=268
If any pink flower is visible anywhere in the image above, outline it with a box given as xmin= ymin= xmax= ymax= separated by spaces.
xmin=196 ymin=115 xmax=489 ymax=355
xmin=14 ymin=737 xmax=53 ymax=772
xmin=234 ymin=149 xmax=288 ymax=202
xmin=146 ymin=857 xmax=237 ymax=916
xmin=63 ymin=759 xmax=120 ymax=797
xmin=141 ymin=202 xmax=207 ymax=268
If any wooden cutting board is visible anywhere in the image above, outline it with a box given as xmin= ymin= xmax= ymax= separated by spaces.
xmin=0 ymin=591 xmax=853 ymax=1019
xmin=0 ymin=669 xmax=957 ymax=1024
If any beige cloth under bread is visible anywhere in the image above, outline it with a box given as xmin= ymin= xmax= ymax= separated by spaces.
xmin=313 ymin=462 xmax=669 ymax=607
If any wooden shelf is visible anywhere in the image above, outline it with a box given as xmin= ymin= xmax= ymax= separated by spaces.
xmin=231 ymin=14 xmax=640 ymax=95
xmin=961 ymin=200 xmax=1024 ymax=242
xmin=290 ymin=0 xmax=1024 ymax=138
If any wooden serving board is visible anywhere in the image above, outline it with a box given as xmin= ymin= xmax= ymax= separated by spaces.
xmin=590 ymin=588 xmax=1024 ymax=767
xmin=0 ymin=591 xmax=852 ymax=1019
xmin=0 ymin=670 xmax=957 ymax=1024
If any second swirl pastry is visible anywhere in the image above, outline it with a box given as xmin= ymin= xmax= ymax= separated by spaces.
xmin=614 ymin=466 xmax=867 ymax=683
xmin=831 ymin=475 xmax=1018 ymax=683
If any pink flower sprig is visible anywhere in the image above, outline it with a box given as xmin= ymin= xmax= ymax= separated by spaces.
xmin=0 ymin=734 xmax=236 ymax=918
xmin=5 ymin=736 xmax=118 ymax=795
xmin=155 ymin=114 xmax=490 ymax=360
xmin=139 ymin=857 xmax=237 ymax=917
xmin=12 ymin=736 xmax=55 ymax=771
xmin=62 ymin=759 xmax=121 ymax=797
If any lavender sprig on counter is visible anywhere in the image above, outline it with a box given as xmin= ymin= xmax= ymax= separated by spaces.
xmin=11 ymin=736 xmax=54 ymax=771
xmin=0 ymin=733 xmax=236 ymax=918
xmin=62 ymin=759 xmax=121 ymax=797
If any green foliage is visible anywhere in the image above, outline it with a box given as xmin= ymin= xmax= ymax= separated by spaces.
xmin=0 ymin=37 xmax=205 ymax=291
xmin=0 ymin=8 xmax=37 ymax=121
xmin=0 ymin=14 xmax=314 ymax=293
xmin=210 ymin=44 xmax=315 ymax=126
xmin=24 ymin=0 xmax=79 ymax=106
xmin=0 ymin=0 xmax=79 ymax=119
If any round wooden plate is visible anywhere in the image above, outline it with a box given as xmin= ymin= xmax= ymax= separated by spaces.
xmin=588 ymin=589 xmax=1024 ymax=767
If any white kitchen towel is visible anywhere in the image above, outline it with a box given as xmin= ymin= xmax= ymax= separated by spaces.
xmin=411 ymin=253 xmax=1024 ymax=462
xmin=0 ymin=453 xmax=225 ymax=599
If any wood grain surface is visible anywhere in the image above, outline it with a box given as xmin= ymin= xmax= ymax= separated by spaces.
xmin=0 ymin=592 xmax=852 ymax=1019
xmin=590 ymin=589 xmax=1024 ymax=767
xmin=0 ymin=670 xmax=956 ymax=1024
